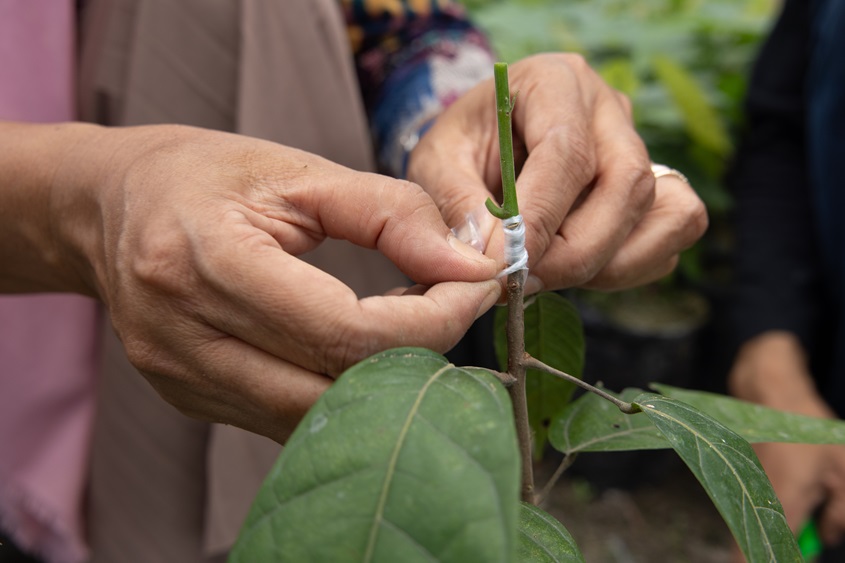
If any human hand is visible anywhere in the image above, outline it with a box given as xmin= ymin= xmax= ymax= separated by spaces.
xmin=749 ymin=442 xmax=845 ymax=545
xmin=407 ymin=53 xmax=707 ymax=292
xmin=29 ymin=123 xmax=500 ymax=442
xmin=729 ymin=332 xmax=845 ymax=559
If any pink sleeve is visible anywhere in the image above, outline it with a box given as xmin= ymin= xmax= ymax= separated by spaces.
xmin=0 ymin=0 xmax=75 ymax=121
xmin=0 ymin=4 xmax=99 ymax=563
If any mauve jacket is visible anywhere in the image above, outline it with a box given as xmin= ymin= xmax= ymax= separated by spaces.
xmin=78 ymin=1 xmax=408 ymax=561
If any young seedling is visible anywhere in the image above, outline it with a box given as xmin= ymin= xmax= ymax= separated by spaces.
xmin=231 ymin=61 xmax=835 ymax=563
xmin=487 ymin=62 xmax=637 ymax=504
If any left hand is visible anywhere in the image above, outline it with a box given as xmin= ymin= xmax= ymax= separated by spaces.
xmin=728 ymin=332 xmax=845 ymax=559
xmin=408 ymin=53 xmax=707 ymax=292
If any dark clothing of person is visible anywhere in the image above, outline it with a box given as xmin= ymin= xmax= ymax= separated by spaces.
xmin=729 ymin=0 xmax=845 ymax=558
xmin=731 ymin=0 xmax=845 ymax=417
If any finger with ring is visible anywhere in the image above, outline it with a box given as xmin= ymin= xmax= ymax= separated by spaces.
xmin=650 ymin=163 xmax=690 ymax=185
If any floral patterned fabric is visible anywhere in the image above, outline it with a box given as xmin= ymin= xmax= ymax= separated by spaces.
xmin=342 ymin=0 xmax=496 ymax=175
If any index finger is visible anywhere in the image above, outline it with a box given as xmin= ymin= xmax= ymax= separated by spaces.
xmin=195 ymin=215 xmax=501 ymax=376
xmin=510 ymin=57 xmax=655 ymax=286
xmin=506 ymin=54 xmax=600 ymax=265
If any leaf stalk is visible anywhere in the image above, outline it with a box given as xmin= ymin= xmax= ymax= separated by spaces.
xmin=522 ymin=355 xmax=640 ymax=415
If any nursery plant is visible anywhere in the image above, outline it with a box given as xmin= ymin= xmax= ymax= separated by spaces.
xmin=228 ymin=64 xmax=845 ymax=562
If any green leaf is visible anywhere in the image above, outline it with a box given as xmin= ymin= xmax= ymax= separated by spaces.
xmin=518 ymin=502 xmax=585 ymax=563
xmin=230 ymin=348 xmax=520 ymax=563
xmin=598 ymin=58 xmax=640 ymax=97
xmin=633 ymin=393 xmax=802 ymax=562
xmin=548 ymin=388 xmax=669 ymax=455
xmin=549 ymin=383 xmax=845 ymax=456
xmin=653 ymin=384 xmax=845 ymax=444
xmin=495 ymin=293 xmax=585 ymax=455
xmin=652 ymin=54 xmax=732 ymax=157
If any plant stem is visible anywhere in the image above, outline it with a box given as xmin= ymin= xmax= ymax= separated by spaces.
xmin=537 ymin=453 xmax=579 ymax=507
xmin=485 ymin=62 xmax=519 ymax=220
xmin=523 ymin=355 xmax=640 ymax=414
xmin=505 ymin=269 xmax=535 ymax=504
xmin=486 ymin=62 xmax=535 ymax=504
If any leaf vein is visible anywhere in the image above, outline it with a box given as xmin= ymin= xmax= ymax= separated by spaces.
xmin=644 ymin=400 xmax=778 ymax=560
xmin=363 ymin=363 xmax=453 ymax=561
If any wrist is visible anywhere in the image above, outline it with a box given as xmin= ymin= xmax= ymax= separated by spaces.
xmin=0 ymin=121 xmax=108 ymax=294
xmin=50 ymin=123 xmax=194 ymax=299
xmin=729 ymin=331 xmax=831 ymax=417
xmin=51 ymin=122 xmax=121 ymax=297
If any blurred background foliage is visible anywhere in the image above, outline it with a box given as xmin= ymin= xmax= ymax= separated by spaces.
xmin=462 ymin=0 xmax=779 ymax=286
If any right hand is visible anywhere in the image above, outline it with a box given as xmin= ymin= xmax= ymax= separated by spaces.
xmin=728 ymin=331 xmax=845 ymax=559
xmin=408 ymin=53 xmax=707 ymax=293
xmin=2 ymin=122 xmax=500 ymax=442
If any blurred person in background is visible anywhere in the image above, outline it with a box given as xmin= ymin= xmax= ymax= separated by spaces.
xmin=727 ymin=0 xmax=845 ymax=559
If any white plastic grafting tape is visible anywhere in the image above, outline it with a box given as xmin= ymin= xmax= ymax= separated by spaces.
xmin=499 ymin=214 xmax=528 ymax=277
xmin=450 ymin=210 xmax=486 ymax=253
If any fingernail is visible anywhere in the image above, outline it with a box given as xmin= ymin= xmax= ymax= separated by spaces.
xmin=448 ymin=233 xmax=495 ymax=264
xmin=524 ymin=275 xmax=544 ymax=296
xmin=475 ymin=280 xmax=502 ymax=320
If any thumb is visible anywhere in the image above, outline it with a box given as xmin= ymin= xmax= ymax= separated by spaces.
xmin=408 ymin=144 xmax=504 ymax=266
xmin=294 ymin=168 xmax=497 ymax=284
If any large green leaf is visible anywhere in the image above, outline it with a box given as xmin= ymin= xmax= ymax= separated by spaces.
xmin=654 ymin=384 xmax=845 ymax=444
xmin=550 ymin=383 xmax=845 ymax=456
xmin=518 ymin=502 xmax=585 ymax=563
xmin=633 ymin=393 xmax=802 ymax=562
xmin=548 ymin=388 xmax=668 ymax=455
xmin=495 ymin=293 xmax=585 ymax=456
xmin=230 ymin=348 xmax=520 ymax=563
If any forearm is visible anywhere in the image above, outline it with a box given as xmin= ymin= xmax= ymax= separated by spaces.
xmin=0 ymin=120 xmax=147 ymax=298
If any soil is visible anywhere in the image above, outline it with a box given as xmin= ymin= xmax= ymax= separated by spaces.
xmin=535 ymin=454 xmax=735 ymax=563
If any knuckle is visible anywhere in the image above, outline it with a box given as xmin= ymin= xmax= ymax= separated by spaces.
xmin=682 ymin=193 xmax=709 ymax=245
xmin=544 ymin=125 xmax=597 ymax=188
xmin=565 ymin=247 xmax=602 ymax=288
xmin=437 ymin=190 xmax=480 ymax=227
xmin=387 ymin=179 xmax=433 ymax=219
xmin=560 ymin=52 xmax=589 ymax=73
xmin=129 ymin=230 xmax=192 ymax=297
xmin=615 ymin=91 xmax=634 ymax=118
xmin=659 ymin=184 xmax=709 ymax=250
xmin=589 ymin=262 xmax=626 ymax=291
xmin=122 ymin=340 xmax=156 ymax=375
xmin=587 ymin=253 xmax=679 ymax=291
xmin=624 ymin=159 xmax=657 ymax=214
xmin=121 ymin=332 xmax=167 ymax=375
xmin=318 ymin=313 xmax=373 ymax=376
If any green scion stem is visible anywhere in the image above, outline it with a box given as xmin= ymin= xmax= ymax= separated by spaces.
xmin=485 ymin=62 xmax=519 ymax=220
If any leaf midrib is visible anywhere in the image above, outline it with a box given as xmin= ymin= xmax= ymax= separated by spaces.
xmin=640 ymin=398 xmax=777 ymax=561
xmin=363 ymin=363 xmax=453 ymax=562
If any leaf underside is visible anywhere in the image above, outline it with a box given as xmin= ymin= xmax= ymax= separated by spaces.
xmin=518 ymin=502 xmax=585 ymax=563
xmin=633 ymin=393 xmax=801 ymax=563
xmin=549 ymin=383 xmax=845 ymax=456
xmin=230 ymin=347 xmax=520 ymax=563
xmin=653 ymin=384 xmax=845 ymax=445
xmin=548 ymin=387 xmax=667 ymax=455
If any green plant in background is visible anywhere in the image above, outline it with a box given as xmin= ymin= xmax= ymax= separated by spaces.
xmin=465 ymin=0 xmax=777 ymax=285
xmin=228 ymin=62 xmax=845 ymax=563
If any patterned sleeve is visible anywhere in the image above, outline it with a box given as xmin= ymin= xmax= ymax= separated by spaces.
xmin=340 ymin=0 xmax=496 ymax=177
